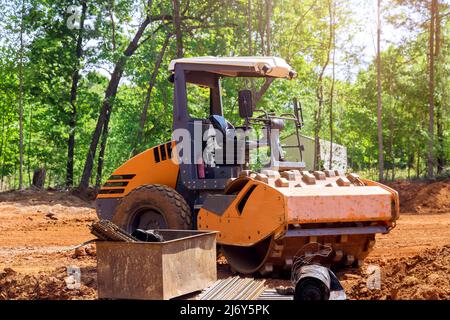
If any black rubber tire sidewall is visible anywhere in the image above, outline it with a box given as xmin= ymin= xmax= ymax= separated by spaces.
xmin=112 ymin=184 xmax=192 ymax=233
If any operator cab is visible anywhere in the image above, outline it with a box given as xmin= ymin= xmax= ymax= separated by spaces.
xmin=168 ymin=57 xmax=305 ymax=204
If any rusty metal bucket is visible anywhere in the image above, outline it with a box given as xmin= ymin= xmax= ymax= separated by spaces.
xmin=96 ymin=230 xmax=217 ymax=300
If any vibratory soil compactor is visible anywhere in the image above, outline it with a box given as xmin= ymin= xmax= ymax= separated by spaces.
xmin=96 ymin=57 xmax=399 ymax=275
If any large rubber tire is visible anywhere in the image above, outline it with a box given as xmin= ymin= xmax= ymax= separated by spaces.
xmin=112 ymin=184 xmax=192 ymax=233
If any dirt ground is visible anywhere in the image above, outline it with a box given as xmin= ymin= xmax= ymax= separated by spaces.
xmin=0 ymin=179 xmax=449 ymax=300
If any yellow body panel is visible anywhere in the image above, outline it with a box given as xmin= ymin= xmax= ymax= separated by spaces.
xmin=361 ymin=178 xmax=400 ymax=221
xmin=198 ymin=176 xmax=399 ymax=247
xmin=197 ymin=179 xmax=286 ymax=246
xmin=97 ymin=142 xmax=179 ymax=199
xmin=282 ymin=186 xmax=392 ymax=223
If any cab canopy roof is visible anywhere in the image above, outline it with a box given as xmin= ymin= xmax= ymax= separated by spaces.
xmin=168 ymin=56 xmax=296 ymax=79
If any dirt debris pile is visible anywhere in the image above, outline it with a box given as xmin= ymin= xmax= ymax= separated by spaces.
xmin=387 ymin=179 xmax=450 ymax=214
xmin=0 ymin=189 xmax=93 ymax=207
xmin=344 ymin=245 xmax=450 ymax=300
xmin=0 ymin=266 xmax=97 ymax=300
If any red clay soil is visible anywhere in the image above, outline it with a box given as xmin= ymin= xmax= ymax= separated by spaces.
xmin=0 ymin=183 xmax=449 ymax=300
xmin=342 ymin=245 xmax=450 ymax=300
xmin=0 ymin=263 xmax=97 ymax=300
xmin=387 ymin=179 xmax=450 ymax=214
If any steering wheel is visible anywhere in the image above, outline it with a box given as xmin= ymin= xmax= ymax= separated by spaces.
xmin=209 ymin=115 xmax=235 ymax=136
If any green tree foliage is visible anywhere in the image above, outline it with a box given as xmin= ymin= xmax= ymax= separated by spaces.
xmin=0 ymin=0 xmax=448 ymax=190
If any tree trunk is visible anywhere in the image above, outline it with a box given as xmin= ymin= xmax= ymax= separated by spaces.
xmin=173 ymin=0 xmax=183 ymax=58
xmin=435 ymin=4 xmax=445 ymax=174
xmin=95 ymin=110 xmax=111 ymax=188
xmin=26 ymin=106 xmax=33 ymax=185
xmin=265 ymin=0 xmax=272 ymax=55
xmin=18 ymin=0 xmax=25 ymax=190
xmin=79 ymin=1 xmax=154 ymax=192
xmin=329 ymin=0 xmax=336 ymax=170
xmin=108 ymin=0 xmax=117 ymax=51
xmin=314 ymin=0 xmax=333 ymax=170
xmin=0 ymin=110 xmax=5 ymax=190
xmin=407 ymin=152 xmax=413 ymax=179
xmin=132 ymin=33 xmax=171 ymax=156
xmin=0 ymin=110 xmax=4 ymax=173
xmin=13 ymin=164 xmax=16 ymax=190
xmin=66 ymin=0 xmax=87 ymax=187
xmin=416 ymin=150 xmax=420 ymax=178
xmin=248 ymin=0 xmax=253 ymax=55
xmin=32 ymin=168 xmax=46 ymax=189
xmin=257 ymin=0 xmax=265 ymax=54
xmin=254 ymin=78 xmax=274 ymax=105
xmin=389 ymin=119 xmax=394 ymax=181
xmin=436 ymin=102 xmax=444 ymax=174
xmin=376 ymin=0 xmax=384 ymax=182
xmin=79 ymin=58 xmax=126 ymax=191
xmin=47 ymin=170 xmax=51 ymax=189
xmin=0 ymin=126 xmax=10 ymax=190
xmin=427 ymin=0 xmax=437 ymax=178
xmin=94 ymin=0 xmax=121 ymax=189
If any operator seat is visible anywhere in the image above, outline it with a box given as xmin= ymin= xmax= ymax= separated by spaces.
xmin=205 ymin=115 xmax=241 ymax=167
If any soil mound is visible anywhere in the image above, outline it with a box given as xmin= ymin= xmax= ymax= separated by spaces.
xmin=0 ymin=266 xmax=97 ymax=300
xmin=344 ymin=245 xmax=450 ymax=300
xmin=0 ymin=189 xmax=94 ymax=208
xmin=387 ymin=179 xmax=450 ymax=214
